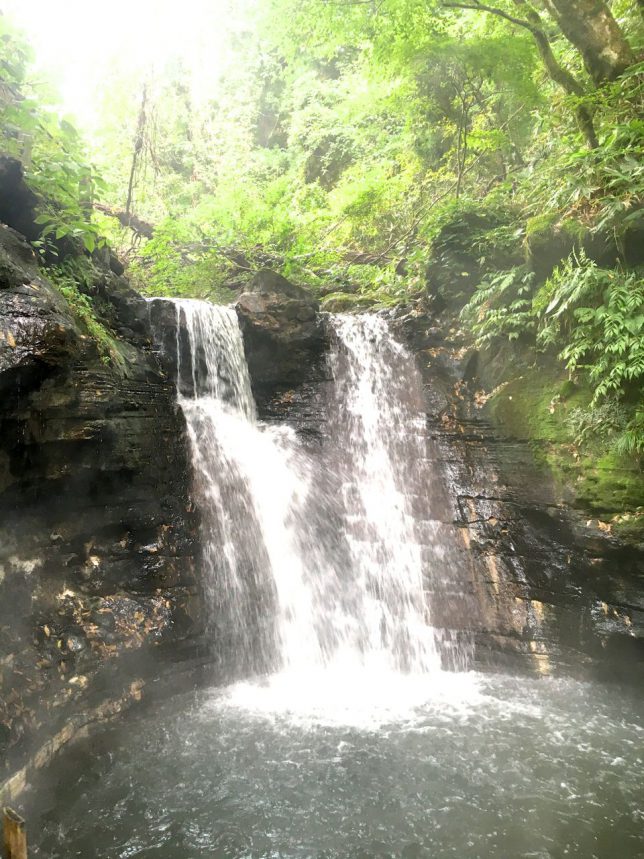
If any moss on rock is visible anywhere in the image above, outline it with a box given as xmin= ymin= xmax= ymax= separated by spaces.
xmin=524 ymin=215 xmax=587 ymax=279
xmin=321 ymin=292 xmax=378 ymax=313
xmin=485 ymin=366 xmax=643 ymax=525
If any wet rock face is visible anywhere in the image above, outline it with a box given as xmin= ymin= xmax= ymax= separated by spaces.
xmin=0 ymin=158 xmax=40 ymax=244
xmin=237 ymin=288 xmax=643 ymax=680
xmin=0 ymin=226 xmax=201 ymax=785
xmin=390 ymin=305 xmax=644 ymax=682
xmin=235 ymin=269 xmax=328 ymax=407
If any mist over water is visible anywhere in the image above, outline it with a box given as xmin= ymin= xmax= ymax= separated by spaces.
xmin=30 ymin=675 xmax=644 ymax=858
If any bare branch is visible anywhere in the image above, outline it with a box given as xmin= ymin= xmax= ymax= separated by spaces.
xmin=94 ymin=203 xmax=155 ymax=239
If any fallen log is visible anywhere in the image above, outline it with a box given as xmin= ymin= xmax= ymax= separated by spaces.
xmin=93 ymin=203 xmax=155 ymax=239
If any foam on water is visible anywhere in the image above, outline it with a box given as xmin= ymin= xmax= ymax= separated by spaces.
xmin=30 ymin=672 xmax=644 ymax=859
xmin=212 ymin=667 xmax=484 ymax=729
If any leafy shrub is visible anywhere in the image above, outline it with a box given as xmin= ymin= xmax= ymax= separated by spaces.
xmin=0 ymin=18 xmax=104 ymax=257
xmin=567 ymin=400 xmax=643 ymax=458
xmin=566 ymin=398 xmax=628 ymax=446
xmin=536 ymin=252 xmax=644 ymax=404
xmin=613 ymin=408 xmax=644 ymax=457
xmin=461 ymin=265 xmax=536 ymax=346
xmin=526 ymin=63 xmax=644 ymax=235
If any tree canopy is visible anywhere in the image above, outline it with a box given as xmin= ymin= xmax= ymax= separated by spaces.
xmin=1 ymin=0 xmax=643 ymax=455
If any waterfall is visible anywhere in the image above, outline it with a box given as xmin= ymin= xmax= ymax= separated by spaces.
xmin=158 ymin=299 xmax=462 ymax=686
xmin=326 ymin=314 xmax=441 ymax=674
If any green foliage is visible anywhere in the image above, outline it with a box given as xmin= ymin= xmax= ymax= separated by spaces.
xmin=3 ymin=2 xmax=642 ymax=470
xmin=127 ymin=217 xmax=236 ymax=303
xmin=525 ymin=63 xmax=644 ymax=235
xmin=536 ymin=253 xmax=644 ymax=405
xmin=0 ymin=17 xmax=105 ymax=258
xmin=48 ymin=262 xmax=122 ymax=367
xmin=614 ymin=408 xmax=644 ymax=457
xmin=425 ymin=198 xmax=522 ymax=258
xmin=80 ymin=0 xmax=546 ymax=292
xmin=566 ymin=398 xmax=629 ymax=445
xmin=462 ymin=265 xmax=536 ymax=345
xmin=566 ymin=399 xmax=643 ymax=458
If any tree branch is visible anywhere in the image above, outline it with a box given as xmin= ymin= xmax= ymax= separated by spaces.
xmin=94 ymin=203 xmax=155 ymax=239
xmin=443 ymin=1 xmax=535 ymax=32
xmin=443 ymin=0 xmax=597 ymax=147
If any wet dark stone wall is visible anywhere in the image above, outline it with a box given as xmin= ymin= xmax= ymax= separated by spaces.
xmin=0 ymin=222 xmax=202 ymax=794
xmin=231 ymin=279 xmax=643 ymax=680
xmin=389 ymin=308 xmax=644 ymax=681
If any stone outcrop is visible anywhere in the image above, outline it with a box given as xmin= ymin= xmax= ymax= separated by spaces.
xmin=235 ymin=269 xmax=328 ymax=407
xmin=390 ymin=305 xmax=644 ymax=681
xmin=0 ymin=222 xmax=201 ymax=792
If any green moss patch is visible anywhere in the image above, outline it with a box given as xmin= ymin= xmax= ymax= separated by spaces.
xmin=486 ymin=365 xmax=643 ymax=522
xmin=321 ymin=292 xmax=378 ymax=312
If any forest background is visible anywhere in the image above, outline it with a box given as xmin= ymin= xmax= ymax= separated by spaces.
xmin=0 ymin=0 xmax=643 ymax=466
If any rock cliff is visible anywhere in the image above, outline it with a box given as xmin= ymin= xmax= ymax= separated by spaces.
xmin=0 ymin=207 xmax=201 ymax=796
xmin=389 ymin=306 xmax=643 ymax=681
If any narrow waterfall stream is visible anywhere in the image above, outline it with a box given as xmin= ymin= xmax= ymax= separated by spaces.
xmin=29 ymin=301 xmax=644 ymax=858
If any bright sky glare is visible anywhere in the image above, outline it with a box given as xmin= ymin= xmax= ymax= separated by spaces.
xmin=0 ymin=0 xmax=252 ymax=132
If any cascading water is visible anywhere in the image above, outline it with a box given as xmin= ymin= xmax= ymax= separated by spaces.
xmin=169 ymin=299 xmax=318 ymax=676
xmin=164 ymin=298 xmax=467 ymax=706
xmin=325 ymin=314 xmax=441 ymax=675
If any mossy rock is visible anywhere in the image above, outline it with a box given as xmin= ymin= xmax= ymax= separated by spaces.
xmin=424 ymin=202 xmax=523 ymax=310
xmin=525 ymin=213 xmax=559 ymax=240
xmin=487 ymin=366 xmax=590 ymax=444
xmin=524 ymin=215 xmax=588 ymax=280
xmin=575 ymin=450 xmax=644 ymax=515
xmin=485 ymin=366 xmax=643 ymax=524
xmin=321 ymin=292 xmax=378 ymax=313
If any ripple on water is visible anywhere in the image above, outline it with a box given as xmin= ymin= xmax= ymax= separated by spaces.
xmin=27 ymin=671 xmax=644 ymax=859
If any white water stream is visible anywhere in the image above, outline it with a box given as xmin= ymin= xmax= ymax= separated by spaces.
xmin=167 ymin=299 xmax=472 ymax=720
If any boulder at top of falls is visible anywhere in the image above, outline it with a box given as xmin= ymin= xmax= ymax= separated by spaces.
xmin=0 ymin=157 xmax=40 ymax=243
xmin=235 ymin=268 xmax=327 ymax=398
xmin=245 ymin=268 xmax=314 ymax=302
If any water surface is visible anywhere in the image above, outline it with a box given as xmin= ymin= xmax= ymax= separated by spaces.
xmin=30 ymin=670 xmax=644 ymax=859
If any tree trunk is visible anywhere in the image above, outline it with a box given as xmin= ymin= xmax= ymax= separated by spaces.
xmin=542 ymin=0 xmax=635 ymax=84
xmin=126 ymin=84 xmax=148 ymax=217
xmin=443 ymin=1 xmax=599 ymax=148
xmin=510 ymin=0 xmax=599 ymax=148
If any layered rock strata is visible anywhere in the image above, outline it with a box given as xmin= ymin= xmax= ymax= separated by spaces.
xmin=0 ymin=221 xmax=201 ymax=795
